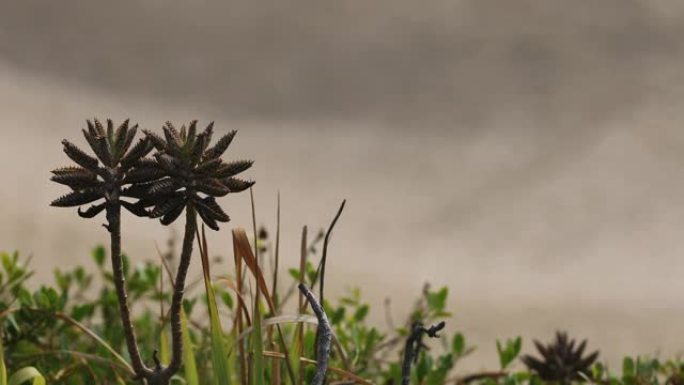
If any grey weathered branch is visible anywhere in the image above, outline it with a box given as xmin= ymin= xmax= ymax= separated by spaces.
xmin=298 ymin=283 xmax=332 ymax=385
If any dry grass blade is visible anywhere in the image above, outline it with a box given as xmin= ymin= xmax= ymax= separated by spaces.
xmin=197 ymin=225 xmax=231 ymax=385
xmin=233 ymin=315 xmax=319 ymax=343
xmin=272 ymin=192 xmax=281 ymax=309
xmin=232 ymin=229 xmax=275 ymax=313
xmin=214 ymin=276 xmax=252 ymax=325
xmin=12 ymin=350 xmax=133 ymax=376
xmin=249 ymin=188 xmax=298 ymax=385
xmin=261 ymin=351 xmax=374 ymax=385
xmin=250 ymin=188 xmax=266 ymax=385
xmin=294 ymin=226 xmax=308 ymax=385
xmin=234 ymin=227 xmax=298 ymax=385
xmin=233 ymin=227 xmax=248 ymax=385
xmin=53 ymin=312 xmax=134 ymax=375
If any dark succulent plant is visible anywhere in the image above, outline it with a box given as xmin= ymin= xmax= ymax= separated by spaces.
xmin=50 ymin=118 xmax=155 ymax=216
xmin=139 ymin=121 xmax=254 ymax=230
xmin=50 ymin=119 xmax=161 ymax=382
xmin=521 ymin=331 xmax=599 ymax=384
xmin=139 ymin=121 xmax=254 ymax=383
xmin=50 ymin=119 xmax=255 ymax=385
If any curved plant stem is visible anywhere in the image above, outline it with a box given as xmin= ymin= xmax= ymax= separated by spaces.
xmin=106 ymin=203 xmax=152 ymax=381
xmin=163 ymin=204 xmax=198 ymax=381
xmin=315 ymin=199 xmax=346 ymax=305
xmin=298 ymin=283 xmax=331 ymax=385
xmin=401 ymin=321 xmax=446 ymax=385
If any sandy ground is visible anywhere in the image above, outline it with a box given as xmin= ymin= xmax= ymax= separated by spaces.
xmin=3 ymin=0 xmax=684 ymax=371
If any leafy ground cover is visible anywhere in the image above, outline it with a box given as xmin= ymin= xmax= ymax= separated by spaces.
xmin=0 ymin=224 xmax=682 ymax=384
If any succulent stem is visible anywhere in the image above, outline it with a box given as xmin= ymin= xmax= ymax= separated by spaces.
xmin=164 ymin=204 xmax=197 ymax=379
xmin=106 ymin=203 xmax=153 ymax=380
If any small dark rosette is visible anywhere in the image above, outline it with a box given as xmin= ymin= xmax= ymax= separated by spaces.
xmin=137 ymin=121 xmax=254 ymax=230
xmin=50 ymin=119 xmax=156 ymax=217
xmin=521 ymin=331 xmax=599 ymax=383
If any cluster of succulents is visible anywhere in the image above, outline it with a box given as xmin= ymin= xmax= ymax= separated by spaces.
xmin=521 ymin=331 xmax=600 ymax=384
xmin=50 ymin=118 xmax=254 ymax=385
xmin=51 ymin=119 xmax=253 ymax=230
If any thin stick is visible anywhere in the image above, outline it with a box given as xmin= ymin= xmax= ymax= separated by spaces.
xmin=313 ymin=199 xmax=346 ymax=305
xmin=272 ymin=192 xmax=281 ymax=309
xmin=297 ymin=225 xmax=308 ymax=385
xmin=54 ymin=312 xmax=134 ymax=375
xmin=299 ymin=226 xmax=308 ymax=312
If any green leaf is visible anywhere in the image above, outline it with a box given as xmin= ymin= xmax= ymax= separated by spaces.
xmin=623 ymin=357 xmax=635 ymax=377
xmin=8 ymin=367 xmax=45 ymax=385
xmin=251 ymin=288 xmax=265 ymax=385
xmin=426 ymin=287 xmax=448 ymax=312
xmin=497 ymin=336 xmax=522 ymax=369
xmin=330 ymin=307 xmax=346 ymax=325
xmin=92 ymin=246 xmax=106 ymax=267
xmin=71 ymin=304 xmax=95 ymax=321
xmin=415 ymin=353 xmax=433 ymax=383
xmin=159 ymin=325 xmax=170 ymax=366
xmin=220 ymin=291 xmax=234 ymax=310
xmin=353 ymin=304 xmax=369 ymax=322
xmin=0 ymin=329 xmax=7 ymax=385
xmin=180 ymin=310 xmax=199 ymax=385
xmin=288 ymin=268 xmax=300 ymax=282
xmin=198 ymin=231 xmax=231 ymax=385
xmin=452 ymin=333 xmax=465 ymax=356
xmin=16 ymin=289 xmax=32 ymax=307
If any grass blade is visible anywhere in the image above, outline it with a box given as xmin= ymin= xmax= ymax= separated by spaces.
xmin=250 ymin=188 xmax=266 ymax=385
xmin=0 ymin=327 xmax=6 ymax=385
xmin=251 ymin=277 xmax=265 ymax=385
xmin=234 ymin=228 xmax=297 ymax=385
xmin=233 ymin=230 xmax=248 ymax=385
xmin=180 ymin=309 xmax=199 ymax=385
xmin=262 ymin=351 xmax=373 ymax=385
xmin=198 ymin=225 xmax=231 ymax=385
xmin=159 ymin=326 xmax=170 ymax=366
xmin=272 ymin=192 xmax=281 ymax=309
xmin=53 ymin=312 xmax=133 ymax=375
xmin=7 ymin=367 xmax=45 ymax=385
xmin=292 ymin=226 xmax=308 ymax=385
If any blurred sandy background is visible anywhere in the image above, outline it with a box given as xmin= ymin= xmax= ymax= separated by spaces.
xmin=2 ymin=0 xmax=684 ymax=371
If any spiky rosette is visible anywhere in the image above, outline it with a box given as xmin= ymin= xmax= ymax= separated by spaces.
xmin=521 ymin=331 xmax=599 ymax=384
xmin=50 ymin=118 xmax=157 ymax=217
xmin=140 ymin=121 xmax=254 ymax=230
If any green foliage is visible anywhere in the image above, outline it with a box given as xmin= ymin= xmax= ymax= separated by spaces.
xmin=0 ymin=245 xmax=682 ymax=385
xmin=497 ymin=336 xmax=522 ymax=370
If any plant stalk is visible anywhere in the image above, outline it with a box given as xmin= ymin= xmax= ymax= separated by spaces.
xmin=106 ymin=203 xmax=153 ymax=380
xmin=164 ymin=205 xmax=197 ymax=379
